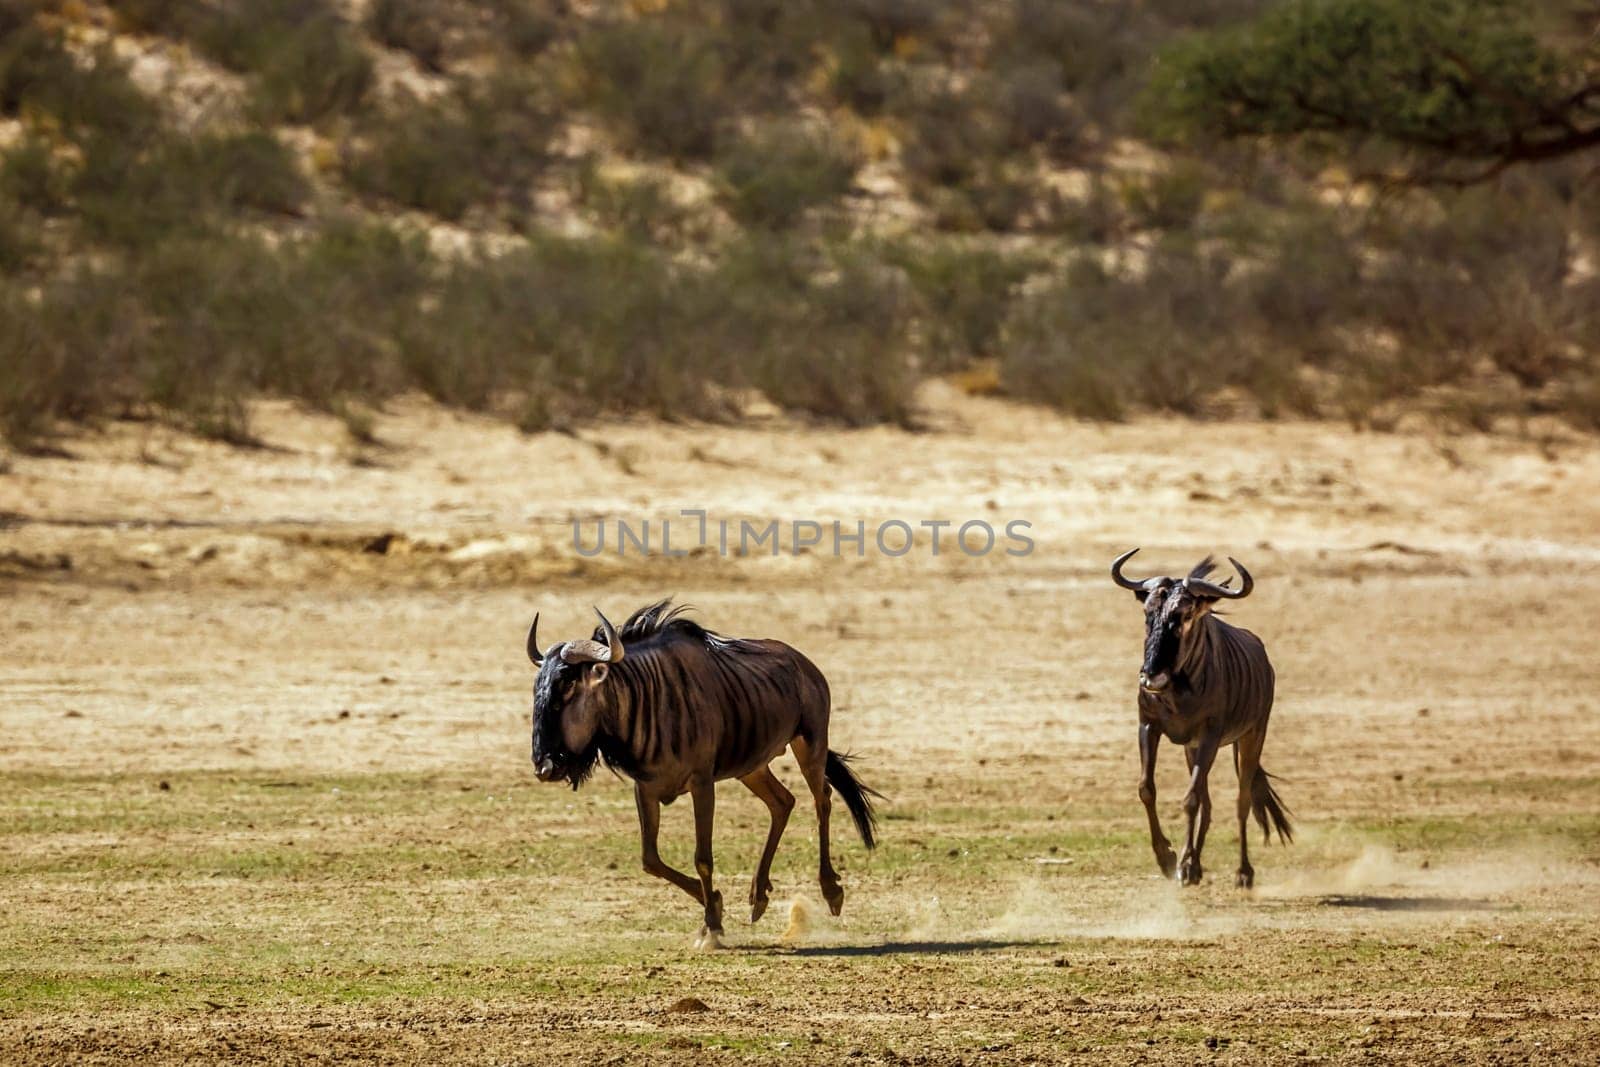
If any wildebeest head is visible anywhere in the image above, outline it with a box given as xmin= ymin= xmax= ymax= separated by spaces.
xmin=526 ymin=608 xmax=624 ymax=788
xmin=1111 ymin=549 xmax=1252 ymax=694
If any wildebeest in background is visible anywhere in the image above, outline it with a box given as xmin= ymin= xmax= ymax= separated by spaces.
xmin=526 ymin=599 xmax=879 ymax=946
xmin=1111 ymin=550 xmax=1292 ymax=887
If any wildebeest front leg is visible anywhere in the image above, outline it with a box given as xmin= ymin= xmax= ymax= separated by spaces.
xmin=635 ymin=784 xmax=703 ymax=903
xmin=689 ymin=775 xmax=724 ymax=946
xmin=1138 ymin=722 xmax=1177 ymax=879
xmin=740 ymin=765 xmax=795 ymax=923
xmin=1178 ymin=732 xmax=1221 ymax=886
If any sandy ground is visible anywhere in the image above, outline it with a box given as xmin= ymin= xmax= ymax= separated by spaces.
xmin=3 ymin=387 xmax=1599 ymax=1063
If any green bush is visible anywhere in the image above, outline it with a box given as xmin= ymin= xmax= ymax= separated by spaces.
xmin=345 ymin=76 xmax=556 ymax=220
xmin=1 ymin=134 xmax=65 ymax=214
xmin=492 ymin=0 xmax=562 ymax=59
xmin=0 ymin=27 xmax=160 ymax=141
xmin=715 ymin=121 xmax=859 ymax=228
xmin=366 ymin=0 xmax=448 ymax=71
xmin=72 ymin=129 xmax=308 ymax=246
xmin=999 ymin=246 xmax=1245 ymax=418
xmin=404 ymin=234 xmax=713 ymax=425
xmin=889 ymin=241 xmax=1038 ymax=369
xmin=574 ymin=19 xmax=733 ymax=160
xmin=578 ymin=164 xmax=696 ymax=244
xmin=194 ymin=1 xmax=373 ymax=124
xmin=709 ymin=238 xmax=919 ymax=426
xmin=1119 ymin=161 xmax=1209 ymax=231
xmin=112 ymin=0 xmax=205 ymax=36
xmin=826 ymin=27 xmax=897 ymax=114
xmin=895 ymin=80 xmax=1008 ymax=189
xmin=0 ymin=203 xmax=41 ymax=272
xmin=847 ymin=0 xmax=940 ymax=53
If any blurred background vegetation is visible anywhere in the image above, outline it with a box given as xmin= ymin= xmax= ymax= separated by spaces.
xmin=1 ymin=0 xmax=1597 ymax=446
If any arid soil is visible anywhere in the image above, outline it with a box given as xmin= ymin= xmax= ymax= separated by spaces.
xmin=3 ymin=388 xmax=1599 ymax=1064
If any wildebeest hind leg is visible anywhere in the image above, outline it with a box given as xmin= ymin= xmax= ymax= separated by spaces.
xmin=1233 ymin=732 xmax=1264 ymax=888
xmin=635 ymin=784 xmax=703 ymax=903
xmin=740 ymin=763 xmax=795 ymax=923
xmin=793 ymin=736 xmax=844 ymax=915
xmin=1178 ymin=733 xmax=1220 ymax=887
xmin=689 ymin=776 xmax=724 ymax=946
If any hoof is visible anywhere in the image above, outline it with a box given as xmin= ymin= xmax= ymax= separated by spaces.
xmin=750 ymin=897 xmax=768 ymax=923
xmin=1157 ymin=850 xmax=1178 ymax=880
xmin=823 ymin=884 xmax=844 ymax=917
xmin=1179 ymin=862 xmax=1203 ymax=887
xmin=693 ymin=927 xmax=724 ymax=951
xmin=1236 ymin=867 xmax=1254 ymax=889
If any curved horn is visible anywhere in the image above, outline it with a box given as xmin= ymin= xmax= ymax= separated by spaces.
xmin=1185 ymin=556 xmax=1254 ymax=600
xmin=526 ymin=613 xmax=543 ymax=665
xmin=593 ymin=607 xmax=623 ymax=661
xmin=559 ymin=607 xmax=625 ymax=664
xmin=1110 ymin=547 xmax=1157 ymax=591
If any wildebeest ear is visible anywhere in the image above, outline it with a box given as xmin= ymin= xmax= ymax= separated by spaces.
xmin=585 ymin=663 xmax=610 ymax=686
xmin=1134 ymin=589 xmax=1150 ymax=602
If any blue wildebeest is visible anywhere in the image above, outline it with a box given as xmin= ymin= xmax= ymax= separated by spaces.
xmin=1111 ymin=550 xmax=1292 ymax=887
xmin=526 ymin=600 xmax=879 ymax=946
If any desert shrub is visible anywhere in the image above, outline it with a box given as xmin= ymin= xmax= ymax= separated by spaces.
xmin=709 ymin=238 xmax=918 ymax=426
xmin=714 ymin=121 xmax=859 ymax=228
xmin=0 ymin=203 xmax=41 ymax=271
xmin=1053 ymin=176 xmax=1123 ymax=243
xmin=574 ymin=19 xmax=733 ymax=160
xmin=1 ymin=134 xmax=66 ymax=213
xmin=366 ymin=0 xmax=448 ymax=71
xmin=577 ymin=163 xmax=696 ymax=244
xmin=0 ymin=267 xmax=145 ymax=445
xmin=251 ymin=26 xmax=373 ymax=125
xmin=397 ymin=235 xmax=709 ymax=424
xmin=72 ymin=129 xmax=308 ymax=246
xmin=194 ymin=1 xmax=373 ymax=124
xmin=0 ymin=26 xmax=160 ymax=141
xmin=999 ymin=245 xmax=1246 ymax=418
xmin=345 ymin=102 xmax=492 ymax=219
xmin=112 ymin=0 xmax=205 ymax=36
xmin=1241 ymin=210 xmax=1363 ymax=362
xmin=345 ymin=77 xmax=556 ymax=219
xmin=712 ymin=0 xmax=833 ymax=103
xmin=1119 ymin=161 xmax=1209 ymax=231
xmin=940 ymin=162 xmax=1049 ymax=233
xmin=994 ymin=62 xmax=1082 ymax=156
xmin=1352 ymin=184 xmax=1580 ymax=397
xmin=895 ymin=79 xmax=1008 ymax=188
xmin=826 ymin=26 xmax=897 ymax=114
xmin=0 ymin=222 xmax=437 ymax=445
xmin=492 ymin=0 xmax=562 ymax=59
xmin=847 ymin=0 xmax=940 ymax=53
xmin=1561 ymin=363 xmax=1600 ymax=431
xmin=888 ymin=241 xmax=1038 ymax=369
xmin=0 ymin=286 xmax=68 ymax=446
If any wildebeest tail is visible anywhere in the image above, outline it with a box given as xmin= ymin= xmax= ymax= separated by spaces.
xmin=1252 ymin=766 xmax=1293 ymax=844
xmin=825 ymin=750 xmax=882 ymax=850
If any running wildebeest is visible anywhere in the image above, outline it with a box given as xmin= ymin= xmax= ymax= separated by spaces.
xmin=526 ymin=599 xmax=879 ymax=946
xmin=1111 ymin=549 xmax=1292 ymax=887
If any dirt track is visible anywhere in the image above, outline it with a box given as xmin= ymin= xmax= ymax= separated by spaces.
xmin=3 ymin=389 xmax=1599 ymax=1063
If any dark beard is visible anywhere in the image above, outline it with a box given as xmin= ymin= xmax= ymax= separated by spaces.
xmin=564 ymin=734 xmax=650 ymax=789
xmin=562 ymin=742 xmax=602 ymax=790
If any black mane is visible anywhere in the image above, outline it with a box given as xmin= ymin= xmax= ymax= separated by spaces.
xmin=595 ymin=597 xmax=713 ymax=645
